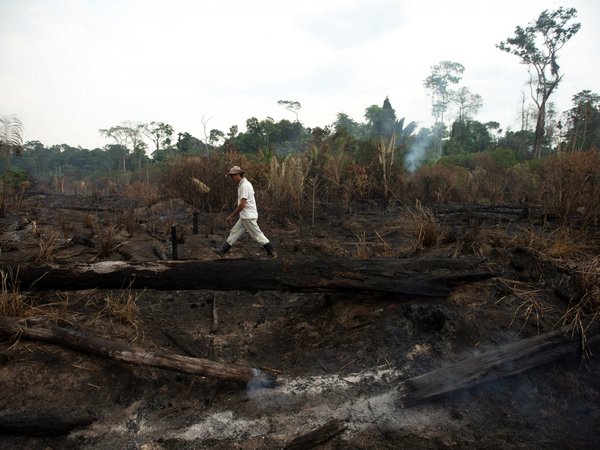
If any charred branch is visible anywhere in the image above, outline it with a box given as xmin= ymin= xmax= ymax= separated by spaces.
xmin=0 ymin=316 xmax=276 ymax=387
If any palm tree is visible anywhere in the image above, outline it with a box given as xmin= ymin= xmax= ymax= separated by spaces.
xmin=0 ymin=114 xmax=24 ymax=158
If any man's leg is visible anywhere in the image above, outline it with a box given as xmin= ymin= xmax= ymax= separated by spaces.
xmin=213 ymin=219 xmax=245 ymax=257
xmin=242 ymin=219 xmax=277 ymax=258
xmin=227 ymin=219 xmax=247 ymax=245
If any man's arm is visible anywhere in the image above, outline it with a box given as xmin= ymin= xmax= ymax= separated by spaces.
xmin=227 ymin=198 xmax=247 ymax=223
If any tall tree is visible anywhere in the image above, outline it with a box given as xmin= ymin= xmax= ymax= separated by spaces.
xmin=333 ymin=113 xmax=362 ymax=137
xmin=453 ymin=87 xmax=483 ymax=123
xmin=365 ymin=97 xmax=397 ymax=139
xmin=99 ymin=124 xmax=132 ymax=171
xmin=145 ymin=121 xmax=174 ymax=153
xmin=563 ymin=90 xmax=600 ymax=152
xmin=497 ymin=7 xmax=580 ymax=158
xmin=423 ymin=61 xmax=465 ymax=125
xmin=277 ymin=100 xmax=302 ymax=122
xmin=99 ymin=121 xmax=147 ymax=171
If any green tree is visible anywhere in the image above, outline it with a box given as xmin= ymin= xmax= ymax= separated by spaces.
xmin=453 ymin=87 xmax=482 ymax=123
xmin=99 ymin=124 xmax=132 ymax=171
xmin=424 ymin=61 xmax=465 ymax=124
xmin=497 ymin=129 xmax=535 ymax=161
xmin=365 ymin=97 xmax=397 ymax=139
xmin=277 ymin=100 xmax=301 ymax=122
xmin=497 ymin=7 xmax=580 ymax=158
xmin=444 ymin=120 xmax=493 ymax=155
xmin=227 ymin=125 xmax=239 ymax=139
xmin=209 ymin=129 xmax=225 ymax=147
xmin=563 ymin=90 xmax=600 ymax=152
xmin=176 ymin=132 xmax=204 ymax=154
xmin=99 ymin=121 xmax=147 ymax=170
xmin=145 ymin=121 xmax=174 ymax=154
xmin=333 ymin=113 xmax=362 ymax=137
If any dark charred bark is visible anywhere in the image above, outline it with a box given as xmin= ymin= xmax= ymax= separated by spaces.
xmin=0 ymin=316 xmax=276 ymax=387
xmin=4 ymin=257 xmax=493 ymax=298
xmin=400 ymin=325 xmax=599 ymax=407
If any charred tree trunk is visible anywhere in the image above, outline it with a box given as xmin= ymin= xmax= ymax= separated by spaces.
xmin=0 ymin=316 xmax=275 ymax=387
xmin=3 ymin=257 xmax=492 ymax=298
xmin=400 ymin=325 xmax=599 ymax=407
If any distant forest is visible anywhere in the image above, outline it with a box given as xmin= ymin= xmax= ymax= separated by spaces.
xmin=2 ymin=89 xmax=599 ymax=184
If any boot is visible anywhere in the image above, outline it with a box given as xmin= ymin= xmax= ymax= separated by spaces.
xmin=213 ymin=242 xmax=232 ymax=257
xmin=262 ymin=242 xmax=277 ymax=259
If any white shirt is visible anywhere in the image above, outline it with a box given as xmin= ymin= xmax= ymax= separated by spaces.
xmin=238 ymin=177 xmax=258 ymax=219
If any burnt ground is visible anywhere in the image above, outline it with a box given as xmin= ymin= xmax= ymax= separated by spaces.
xmin=0 ymin=193 xmax=599 ymax=449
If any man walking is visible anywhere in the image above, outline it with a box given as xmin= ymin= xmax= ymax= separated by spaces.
xmin=213 ymin=166 xmax=277 ymax=258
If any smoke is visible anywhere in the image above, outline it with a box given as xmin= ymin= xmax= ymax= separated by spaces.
xmin=404 ymin=132 xmax=434 ymax=173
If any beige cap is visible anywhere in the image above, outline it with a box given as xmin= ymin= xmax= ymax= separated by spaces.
xmin=226 ymin=166 xmax=244 ymax=176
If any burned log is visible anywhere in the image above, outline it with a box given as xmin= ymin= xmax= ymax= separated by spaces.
xmin=400 ymin=325 xmax=600 ymax=407
xmin=0 ymin=316 xmax=275 ymax=387
xmin=3 ymin=257 xmax=492 ymax=298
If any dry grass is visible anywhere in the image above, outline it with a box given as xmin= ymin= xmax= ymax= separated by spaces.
xmin=539 ymin=151 xmax=600 ymax=227
xmin=559 ymin=256 xmax=600 ymax=358
xmin=35 ymin=230 xmax=61 ymax=262
xmin=0 ymin=268 xmax=28 ymax=317
xmin=83 ymin=213 xmax=98 ymax=229
xmin=399 ymin=201 xmax=439 ymax=250
xmin=496 ymin=278 xmax=554 ymax=333
xmin=523 ymin=227 xmax=596 ymax=262
xmin=118 ymin=208 xmax=138 ymax=236
xmin=96 ymin=225 xmax=118 ymax=258
xmin=266 ymin=154 xmax=308 ymax=218
xmin=499 ymin=226 xmax=600 ymax=356
xmin=407 ymin=164 xmax=469 ymax=204
xmin=99 ymin=283 xmax=145 ymax=341
xmin=1 ymin=268 xmax=71 ymax=322
xmin=351 ymin=230 xmax=395 ymax=258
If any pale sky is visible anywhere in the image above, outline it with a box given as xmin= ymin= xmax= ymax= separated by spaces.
xmin=1 ymin=0 xmax=599 ymax=150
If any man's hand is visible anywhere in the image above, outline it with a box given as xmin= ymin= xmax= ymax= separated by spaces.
xmin=227 ymin=198 xmax=247 ymax=224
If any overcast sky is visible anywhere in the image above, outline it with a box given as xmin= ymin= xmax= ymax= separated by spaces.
xmin=1 ymin=0 xmax=599 ymax=150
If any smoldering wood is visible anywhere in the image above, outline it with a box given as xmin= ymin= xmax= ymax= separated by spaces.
xmin=4 ymin=257 xmax=493 ymax=298
xmin=0 ymin=316 xmax=275 ymax=387
xmin=0 ymin=413 xmax=97 ymax=436
xmin=400 ymin=325 xmax=600 ymax=407
xmin=284 ymin=419 xmax=346 ymax=450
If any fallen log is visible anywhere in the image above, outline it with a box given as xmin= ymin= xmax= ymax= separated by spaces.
xmin=0 ymin=316 xmax=276 ymax=387
xmin=3 ymin=257 xmax=492 ymax=298
xmin=400 ymin=325 xmax=600 ymax=407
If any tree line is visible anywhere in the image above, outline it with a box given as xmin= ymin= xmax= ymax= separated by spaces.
xmin=1 ymin=7 xmax=598 ymax=186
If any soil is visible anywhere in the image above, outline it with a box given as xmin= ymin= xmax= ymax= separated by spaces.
xmin=0 ymin=193 xmax=599 ymax=449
